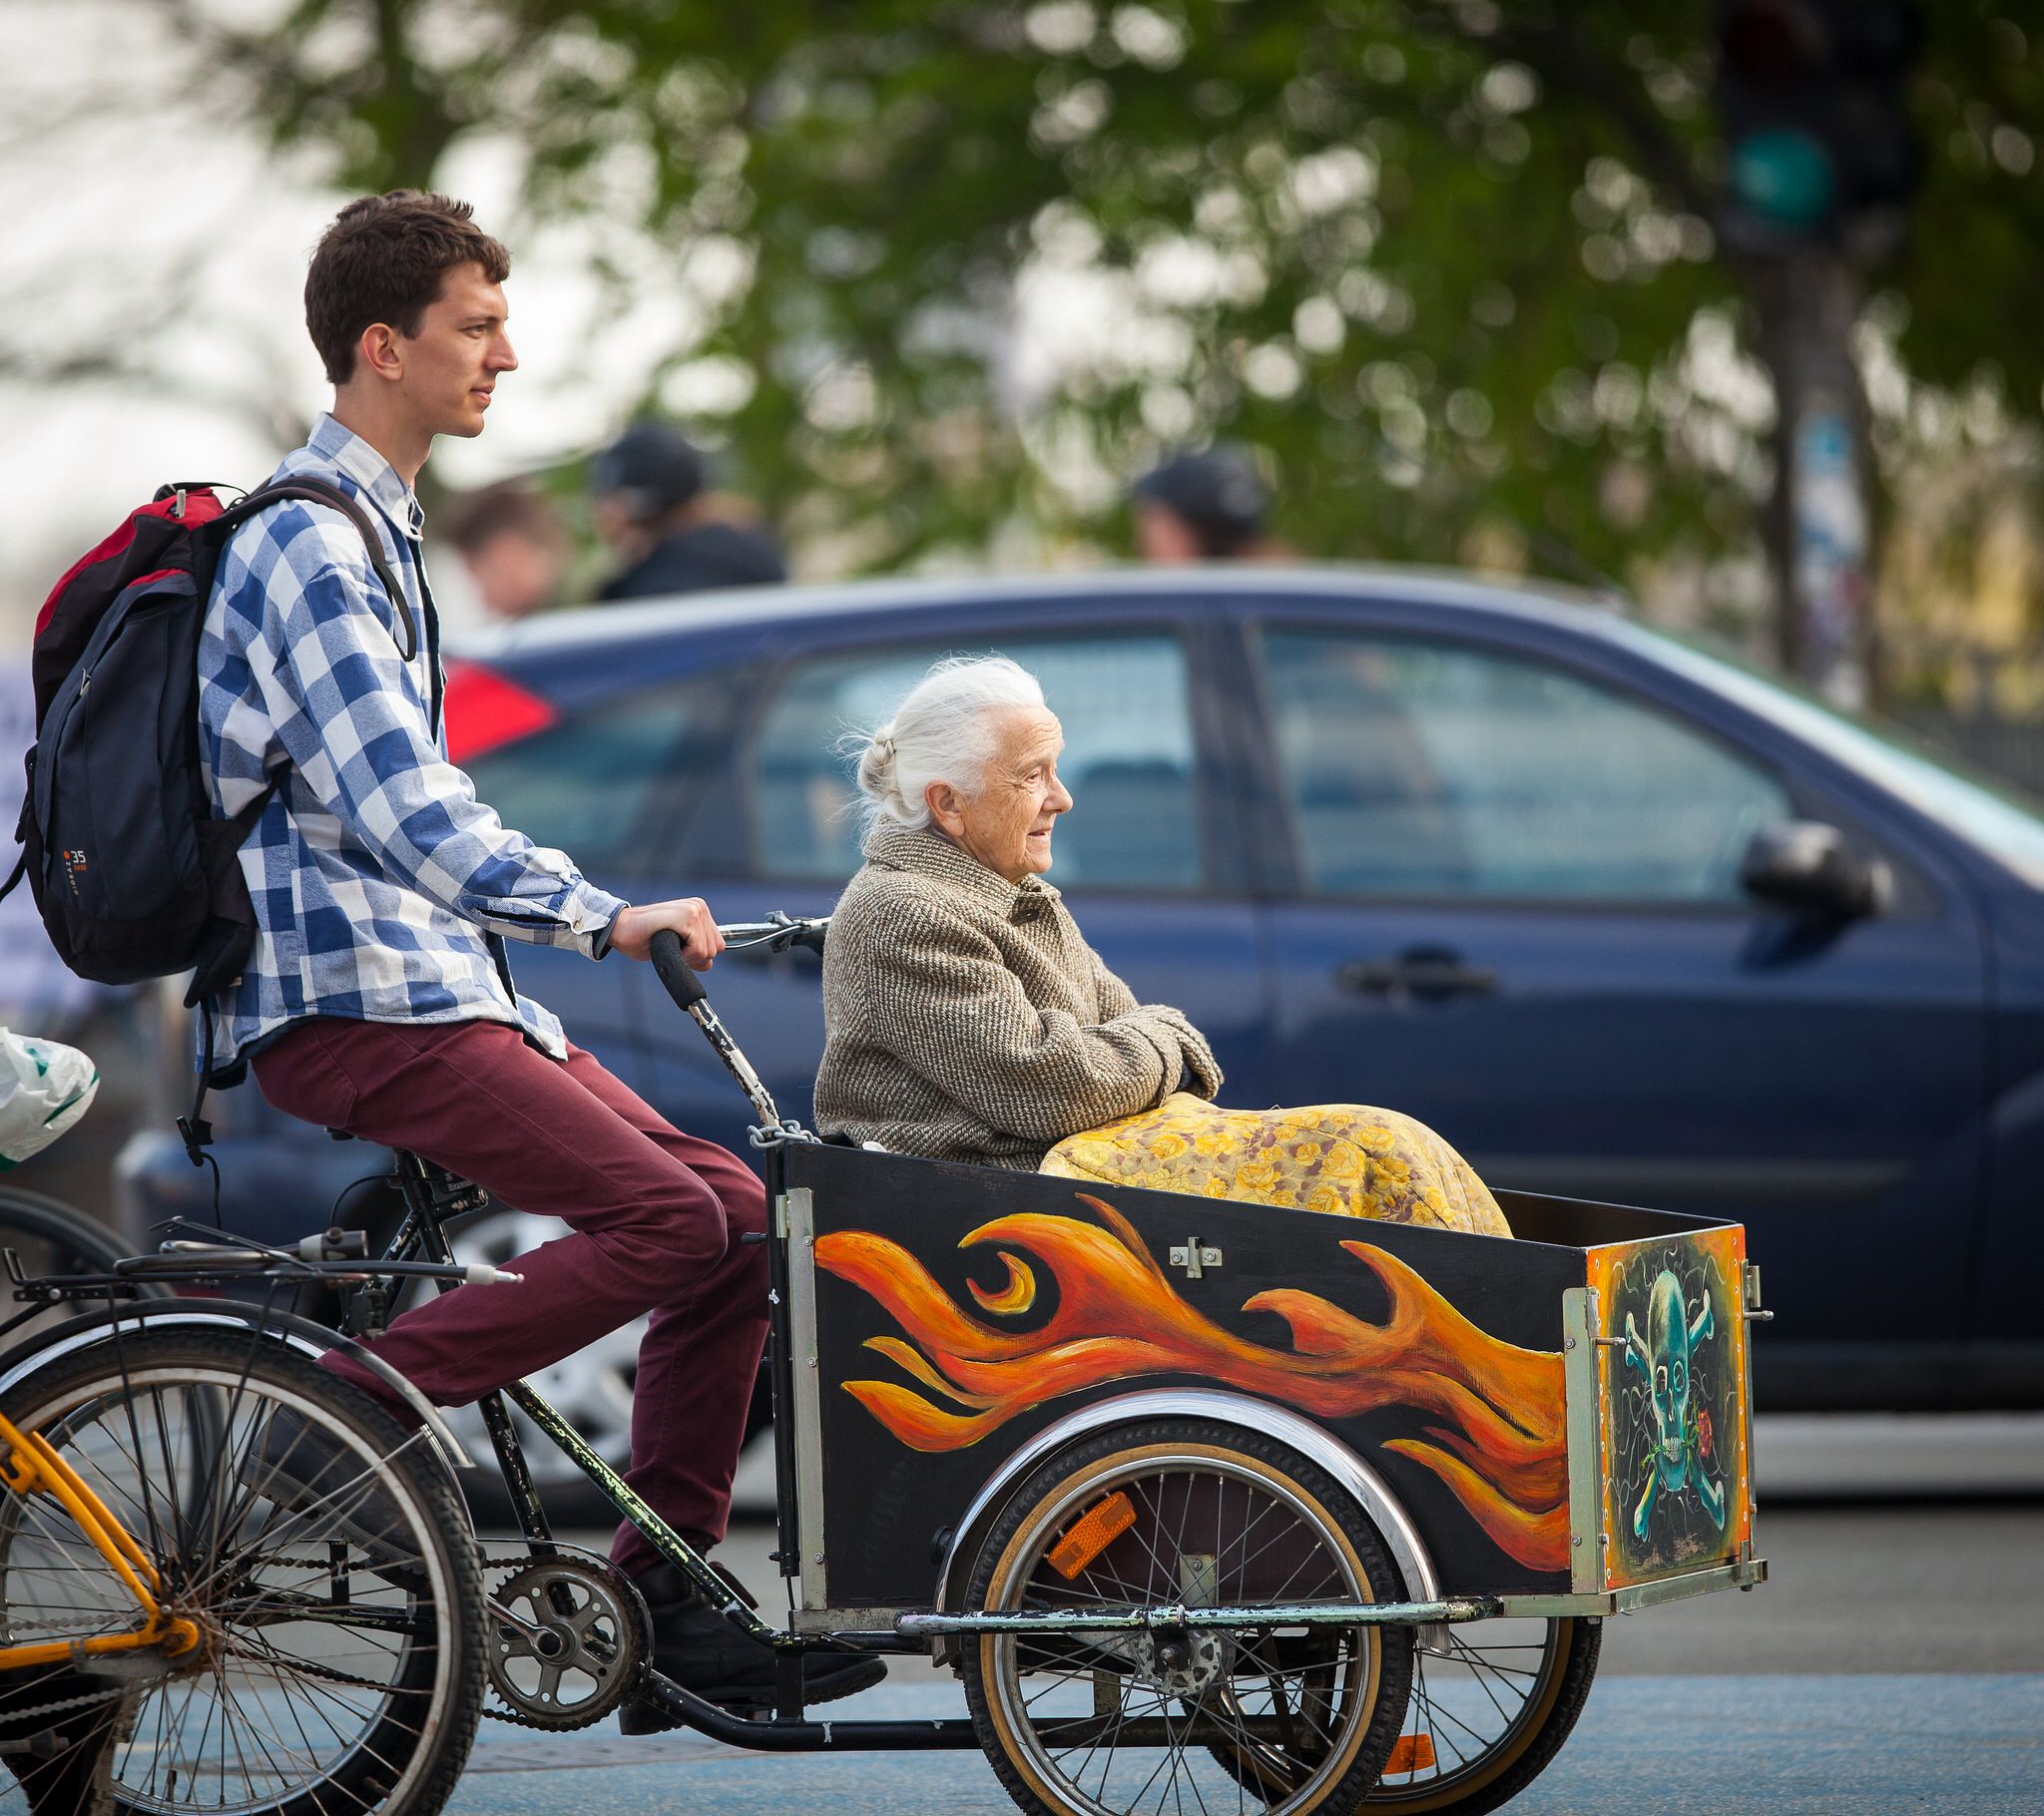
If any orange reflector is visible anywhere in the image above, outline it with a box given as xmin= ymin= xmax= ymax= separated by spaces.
xmin=1384 ymin=1733 xmax=1436 ymax=1776
xmin=1047 ymin=1491 xmax=1137 ymax=1580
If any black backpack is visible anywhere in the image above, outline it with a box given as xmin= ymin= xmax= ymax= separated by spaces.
xmin=4 ymin=479 xmax=411 ymax=1010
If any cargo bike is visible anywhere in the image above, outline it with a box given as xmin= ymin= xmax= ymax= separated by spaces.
xmin=0 ymin=915 xmax=1769 ymax=1816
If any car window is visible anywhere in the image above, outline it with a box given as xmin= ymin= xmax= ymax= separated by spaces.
xmin=463 ymin=682 xmax=702 ymax=875
xmin=1625 ymin=620 xmax=2044 ymax=890
xmin=1259 ymin=628 xmax=1791 ymax=903
xmin=748 ymin=633 xmax=1204 ymax=890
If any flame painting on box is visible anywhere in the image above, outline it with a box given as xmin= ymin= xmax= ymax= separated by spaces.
xmin=815 ymin=1190 xmax=1572 ymax=1576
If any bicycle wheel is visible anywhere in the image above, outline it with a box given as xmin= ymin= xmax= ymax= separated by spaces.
xmin=960 ymin=1418 xmax=1413 ymax=1816
xmin=0 ymin=1328 xmax=484 ymax=1816
xmin=0 ymin=1188 xmax=164 ymax=1351
xmin=1363 ymin=1616 xmax=1599 ymax=1813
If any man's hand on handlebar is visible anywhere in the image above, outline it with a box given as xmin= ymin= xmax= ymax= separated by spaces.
xmin=608 ymin=899 xmax=725 ymax=968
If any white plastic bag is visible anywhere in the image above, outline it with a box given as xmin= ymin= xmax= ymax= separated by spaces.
xmin=0 ymin=1029 xmax=99 ymax=1168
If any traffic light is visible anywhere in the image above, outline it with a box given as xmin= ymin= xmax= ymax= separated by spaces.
xmin=1717 ymin=0 xmax=1921 ymax=246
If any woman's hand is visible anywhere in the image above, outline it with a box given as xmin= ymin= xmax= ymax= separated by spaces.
xmin=608 ymin=898 xmax=725 ymax=968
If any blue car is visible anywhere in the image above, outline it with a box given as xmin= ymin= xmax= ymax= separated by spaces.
xmin=122 ymin=567 xmax=2044 ymax=1439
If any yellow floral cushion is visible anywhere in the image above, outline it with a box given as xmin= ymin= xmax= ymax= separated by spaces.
xmin=1041 ymin=1094 xmax=1512 ymax=1237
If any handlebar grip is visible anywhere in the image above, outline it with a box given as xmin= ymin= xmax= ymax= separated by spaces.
xmin=649 ymin=928 xmax=709 ymax=1011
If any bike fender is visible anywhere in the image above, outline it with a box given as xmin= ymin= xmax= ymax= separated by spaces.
xmin=930 ymin=1387 xmax=1442 ymax=1647
xmin=0 ymin=1299 xmax=475 ymax=1476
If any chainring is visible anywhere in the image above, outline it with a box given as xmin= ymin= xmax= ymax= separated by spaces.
xmin=484 ymin=1554 xmax=651 ymax=1730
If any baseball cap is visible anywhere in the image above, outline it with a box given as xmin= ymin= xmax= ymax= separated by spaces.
xmin=1132 ymin=444 xmax=1269 ymax=539
xmin=589 ymin=422 xmax=707 ymax=517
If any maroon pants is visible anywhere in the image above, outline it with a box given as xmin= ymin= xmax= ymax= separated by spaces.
xmin=253 ymin=1016 xmax=768 ymax=1575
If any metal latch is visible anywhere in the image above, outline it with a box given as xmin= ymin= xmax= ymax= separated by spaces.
xmin=1743 ymin=1261 xmax=1773 ymax=1322
xmin=1168 ymin=1240 xmax=1223 ymax=1280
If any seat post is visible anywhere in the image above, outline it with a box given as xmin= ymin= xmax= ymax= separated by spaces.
xmin=389 ymin=1149 xmax=491 ymax=1263
xmin=337 ymin=1149 xmax=477 ymax=1337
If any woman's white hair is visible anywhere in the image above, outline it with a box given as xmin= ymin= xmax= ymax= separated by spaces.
xmin=848 ymin=655 xmax=1046 ymax=835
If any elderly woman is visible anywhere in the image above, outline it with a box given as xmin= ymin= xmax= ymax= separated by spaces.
xmin=814 ymin=657 xmax=1508 ymax=1236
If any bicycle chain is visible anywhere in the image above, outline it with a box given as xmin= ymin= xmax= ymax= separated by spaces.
xmin=0 ymin=1677 xmax=132 ymax=1725
xmin=183 ymin=1544 xmax=613 ymax=1714
xmin=0 ymin=1613 xmax=160 ymax=1725
xmin=0 ymin=1544 xmax=649 ymax=1732
xmin=0 ymin=1543 xmax=480 ymax=1729
xmin=1 ymin=1614 xmax=126 ymax=1638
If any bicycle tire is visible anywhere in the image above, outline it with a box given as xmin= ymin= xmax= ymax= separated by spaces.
xmin=1362 ymin=1616 xmax=1600 ymax=1812
xmin=0 ymin=1188 xmax=164 ymax=1362
xmin=960 ymin=1417 xmax=1413 ymax=1816
xmin=1210 ymin=1612 xmax=1601 ymax=1811
xmin=0 ymin=1327 xmax=484 ymax=1816
xmin=0 ymin=1188 xmax=133 ymax=1271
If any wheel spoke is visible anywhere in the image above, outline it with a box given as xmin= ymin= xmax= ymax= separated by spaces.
xmin=1368 ymin=1620 xmax=1590 ymax=1806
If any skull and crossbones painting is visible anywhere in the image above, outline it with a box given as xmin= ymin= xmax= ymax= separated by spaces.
xmin=1619 ymin=1265 xmax=1729 ymax=1543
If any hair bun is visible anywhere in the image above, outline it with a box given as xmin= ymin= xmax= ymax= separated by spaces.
xmin=857 ymin=729 xmax=901 ymax=800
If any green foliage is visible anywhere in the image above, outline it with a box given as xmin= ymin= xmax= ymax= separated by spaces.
xmin=189 ymin=0 xmax=2043 ymax=601
xmin=1890 ymin=3 xmax=2044 ymax=409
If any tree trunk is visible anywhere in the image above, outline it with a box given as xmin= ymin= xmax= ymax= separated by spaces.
xmin=1754 ymin=251 xmax=1875 ymax=708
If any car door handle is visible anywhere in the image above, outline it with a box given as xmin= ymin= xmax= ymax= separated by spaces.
xmin=1336 ymin=947 xmax=1498 ymax=1003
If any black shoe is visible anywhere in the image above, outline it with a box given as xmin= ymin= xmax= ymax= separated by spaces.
xmin=617 ymin=1562 xmax=887 ymax=1732
xmin=242 ymin=1408 xmax=424 ymax=1588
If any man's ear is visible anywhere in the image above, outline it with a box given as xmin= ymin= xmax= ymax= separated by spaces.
xmin=356 ymin=321 xmax=404 ymax=383
xmin=925 ymin=779 xmax=966 ymax=837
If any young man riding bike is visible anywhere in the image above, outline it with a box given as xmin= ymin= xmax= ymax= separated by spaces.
xmin=198 ymin=190 xmax=881 ymax=1723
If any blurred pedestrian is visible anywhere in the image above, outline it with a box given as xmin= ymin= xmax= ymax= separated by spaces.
xmin=438 ymin=480 xmax=569 ymax=622
xmin=589 ymin=422 xmax=785 ymax=601
xmin=1131 ymin=443 xmax=1288 ymax=563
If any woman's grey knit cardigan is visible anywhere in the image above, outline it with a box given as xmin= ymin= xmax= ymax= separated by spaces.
xmin=814 ymin=822 xmax=1223 ymax=1169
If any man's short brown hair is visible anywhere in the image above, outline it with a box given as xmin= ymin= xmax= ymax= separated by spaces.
xmin=304 ymin=191 xmax=511 ymax=385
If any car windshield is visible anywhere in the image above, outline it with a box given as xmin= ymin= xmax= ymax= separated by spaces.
xmin=1607 ymin=618 xmax=2044 ymax=889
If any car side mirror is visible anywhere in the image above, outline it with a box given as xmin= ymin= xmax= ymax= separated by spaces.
xmin=1740 ymin=821 xmax=1888 ymax=920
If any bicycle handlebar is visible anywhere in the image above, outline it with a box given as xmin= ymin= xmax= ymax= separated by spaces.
xmin=649 ymin=928 xmax=708 ymax=1011
xmin=648 ymin=915 xmax=829 ymax=1016
xmin=719 ymin=912 xmax=829 ymax=955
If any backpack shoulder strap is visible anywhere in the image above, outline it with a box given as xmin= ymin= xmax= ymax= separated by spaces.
xmin=218 ymin=478 xmax=418 ymax=662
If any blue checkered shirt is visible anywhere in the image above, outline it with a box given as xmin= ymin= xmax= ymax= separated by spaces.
xmin=197 ymin=414 xmax=626 ymax=1067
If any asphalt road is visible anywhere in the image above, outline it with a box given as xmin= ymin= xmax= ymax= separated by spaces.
xmin=447 ymin=1678 xmax=2041 ymax=1816
xmin=441 ymin=1415 xmax=2044 ymax=1813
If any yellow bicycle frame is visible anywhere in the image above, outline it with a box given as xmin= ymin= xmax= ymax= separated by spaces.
xmin=0 ymin=1411 xmax=202 ymax=1669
